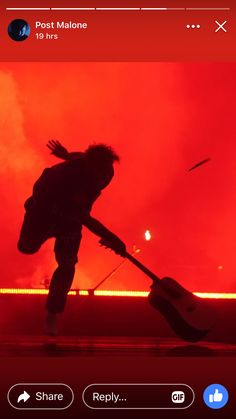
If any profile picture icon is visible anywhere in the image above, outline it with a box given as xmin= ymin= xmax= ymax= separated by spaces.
xmin=8 ymin=19 xmax=30 ymax=41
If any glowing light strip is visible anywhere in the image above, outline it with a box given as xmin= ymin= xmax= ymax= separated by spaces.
xmin=79 ymin=290 xmax=89 ymax=296
xmin=94 ymin=290 xmax=148 ymax=297
xmin=0 ymin=288 xmax=76 ymax=296
xmin=194 ymin=292 xmax=236 ymax=299
xmin=0 ymin=288 xmax=236 ymax=299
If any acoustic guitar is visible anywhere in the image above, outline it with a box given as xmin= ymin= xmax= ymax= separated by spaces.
xmin=100 ymin=240 xmax=216 ymax=342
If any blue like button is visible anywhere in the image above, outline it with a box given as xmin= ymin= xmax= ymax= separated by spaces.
xmin=203 ymin=384 xmax=228 ymax=409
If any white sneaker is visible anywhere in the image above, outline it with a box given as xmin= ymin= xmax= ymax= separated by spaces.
xmin=45 ymin=311 xmax=59 ymax=336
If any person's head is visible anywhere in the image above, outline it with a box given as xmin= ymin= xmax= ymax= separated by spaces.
xmin=85 ymin=143 xmax=120 ymax=189
xmin=85 ymin=143 xmax=120 ymax=164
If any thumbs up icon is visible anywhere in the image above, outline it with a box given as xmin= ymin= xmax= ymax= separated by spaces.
xmin=209 ymin=389 xmax=223 ymax=403
xmin=203 ymin=384 xmax=228 ymax=409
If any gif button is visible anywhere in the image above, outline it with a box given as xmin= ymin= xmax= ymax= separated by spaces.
xmin=172 ymin=391 xmax=185 ymax=403
xmin=7 ymin=383 xmax=74 ymax=410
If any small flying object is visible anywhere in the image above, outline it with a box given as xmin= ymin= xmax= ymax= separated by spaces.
xmin=188 ymin=157 xmax=211 ymax=172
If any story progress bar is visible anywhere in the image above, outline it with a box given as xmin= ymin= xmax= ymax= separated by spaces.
xmin=6 ymin=7 xmax=231 ymax=11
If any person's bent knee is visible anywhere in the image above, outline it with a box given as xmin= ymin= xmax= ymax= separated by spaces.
xmin=17 ymin=239 xmax=39 ymax=255
xmin=55 ymin=253 xmax=78 ymax=267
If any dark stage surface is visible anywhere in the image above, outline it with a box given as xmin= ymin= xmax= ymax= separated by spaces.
xmin=1 ymin=294 xmax=236 ymax=418
xmin=1 ymin=293 xmax=236 ymax=357
xmin=1 ymin=335 xmax=236 ymax=357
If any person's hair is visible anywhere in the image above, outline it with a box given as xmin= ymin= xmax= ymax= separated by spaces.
xmin=85 ymin=143 xmax=120 ymax=163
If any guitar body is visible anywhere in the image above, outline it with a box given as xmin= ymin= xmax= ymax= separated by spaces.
xmin=148 ymin=277 xmax=216 ymax=342
xmin=99 ymin=243 xmax=216 ymax=343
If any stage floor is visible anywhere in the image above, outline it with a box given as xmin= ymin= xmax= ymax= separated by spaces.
xmin=1 ymin=335 xmax=236 ymax=357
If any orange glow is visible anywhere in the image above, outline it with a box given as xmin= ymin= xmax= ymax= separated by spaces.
xmin=132 ymin=244 xmax=141 ymax=254
xmin=1 ymin=288 xmax=236 ymax=299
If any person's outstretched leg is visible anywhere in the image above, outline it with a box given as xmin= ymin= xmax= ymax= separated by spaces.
xmin=45 ymin=232 xmax=82 ymax=335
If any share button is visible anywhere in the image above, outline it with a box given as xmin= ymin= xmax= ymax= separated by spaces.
xmin=7 ymin=383 xmax=74 ymax=410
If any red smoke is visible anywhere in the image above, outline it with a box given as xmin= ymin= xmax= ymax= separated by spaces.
xmin=0 ymin=62 xmax=235 ymax=292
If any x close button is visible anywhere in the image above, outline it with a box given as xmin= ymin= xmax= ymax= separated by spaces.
xmin=83 ymin=383 xmax=194 ymax=409
xmin=215 ymin=20 xmax=227 ymax=32
xmin=7 ymin=383 xmax=74 ymax=410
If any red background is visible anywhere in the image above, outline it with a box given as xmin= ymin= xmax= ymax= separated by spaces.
xmin=0 ymin=62 xmax=235 ymax=292
xmin=0 ymin=0 xmax=235 ymax=294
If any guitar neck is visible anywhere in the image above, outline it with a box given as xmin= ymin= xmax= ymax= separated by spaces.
xmin=125 ymin=253 xmax=161 ymax=284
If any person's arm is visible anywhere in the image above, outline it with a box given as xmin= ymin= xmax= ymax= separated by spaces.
xmin=47 ymin=140 xmax=82 ymax=160
xmin=83 ymin=214 xmax=127 ymax=257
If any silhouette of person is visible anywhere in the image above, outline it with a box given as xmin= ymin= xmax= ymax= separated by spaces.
xmin=18 ymin=140 xmax=126 ymax=335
